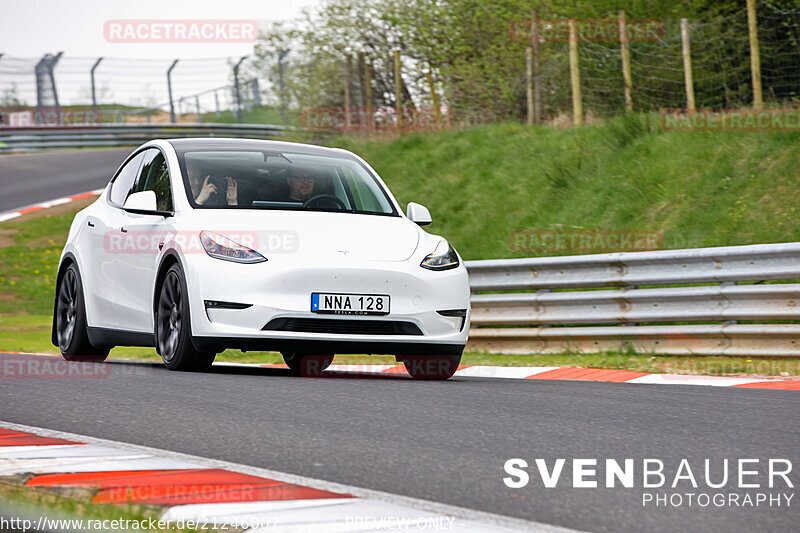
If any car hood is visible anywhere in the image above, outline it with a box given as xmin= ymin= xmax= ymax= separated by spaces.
xmin=188 ymin=210 xmax=422 ymax=262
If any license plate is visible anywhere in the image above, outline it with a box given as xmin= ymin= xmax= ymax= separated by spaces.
xmin=311 ymin=293 xmax=390 ymax=315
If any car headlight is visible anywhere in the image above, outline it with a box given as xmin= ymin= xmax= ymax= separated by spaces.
xmin=200 ymin=231 xmax=266 ymax=264
xmin=420 ymin=241 xmax=459 ymax=271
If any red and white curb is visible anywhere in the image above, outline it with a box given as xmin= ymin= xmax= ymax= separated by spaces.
xmin=0 ymin=421 xmax=563 ymax=533
xmin=2 ymin=353 xmax=797 ymax=390
xmin=220 ymin=362 xmax=800 ymax=390
xmin=0 ymin=189 xmax=104 ymax=223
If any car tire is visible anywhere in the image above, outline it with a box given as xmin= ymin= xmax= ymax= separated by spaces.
xmin=156 ymin=263 xmax=215 ymax=371
xmin=401 ymin=355 xmax=461 ymax=380
xmin=55 ymin=263 xmax=110 ymax=362
xmin=282 ymin=352 xmax=333 ymax=377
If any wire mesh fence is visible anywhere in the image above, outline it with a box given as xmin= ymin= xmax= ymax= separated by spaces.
xmin=545 ymin=0 xmax=800 ymax=121
xmin=0 ymin=54 xmax=262 ymax=126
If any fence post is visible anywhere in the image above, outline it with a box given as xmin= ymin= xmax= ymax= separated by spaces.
xmin=277 ymin=49 xmax=290 ymax=125
xmin=233 ymin=56 xmax=247 ymax=124
xmin=680 ymin=19 xmax=696 ymax=113
xmin=427 ymin=68 xmax=441 ymax=127
xmin=526 ymin=47 xmax=534 ymax=125
xmin=365 ymin=62 xmax=374 ymax=130
xmin=357 ymin=52 xmax=366 ymax=109
xmin=568 ymin=20 xmax=583 ymax=127
xmin=167 ymin=59 xmax=178 ymax=123
xmin=619 ymin=11 xmax=633 ymax=113
xmin=35 ymin=52 xmax=63 ymax=125
xmin=344 ymin=54 xmax=352 ymax=130
xmin=49 ymin=52 xmax=63 ymax=117
xmin=746 ymin=0 xmax=763 ymax=110
xmin=394 ymin=49 xmax=403 ymax=129
xmin=251 ymin=78 xmax=261 ymax=107
xmin=214 ymin=90 xmax=220 ymax=118
xmin=195 ymin=95 xmax=201 ymax=123
xmin=90 ymin=57 xmax=103 ymax=109
xmin=531 ymin=10 xmax=542 ymax=124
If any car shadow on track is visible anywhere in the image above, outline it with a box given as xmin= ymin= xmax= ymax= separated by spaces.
xmin=213 ymin=365 xmax=413 ymax=381
xmin=107 ymin=358 xmax=414 ymax=381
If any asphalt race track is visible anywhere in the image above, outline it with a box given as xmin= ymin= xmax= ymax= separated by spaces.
xmin=0 ymin=148 xmax=132 ymax=212
xmin=0 ymin=354 xmax=797 ymax=533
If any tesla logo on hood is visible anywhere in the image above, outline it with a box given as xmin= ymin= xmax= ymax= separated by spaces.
xmin=338 ymin=250 xmax=351 ymax=256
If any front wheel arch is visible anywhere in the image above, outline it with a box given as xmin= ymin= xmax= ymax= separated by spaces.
xmin=152 ymin=252 xmax=181 ymax=321
xmin=52 ymin=254 xmax=78 ymax=347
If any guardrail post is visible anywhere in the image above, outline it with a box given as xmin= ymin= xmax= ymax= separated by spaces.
xmin=167 ymin=59 xmax=179 ymax=123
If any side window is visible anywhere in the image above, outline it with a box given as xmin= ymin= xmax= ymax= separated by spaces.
xmin=128 ymin=149 xmax=173 ymax=212
xmin=109 ymin=152 xmax=145 ymax=206
xmin=341 ymin=167 xmax=383 ymax=213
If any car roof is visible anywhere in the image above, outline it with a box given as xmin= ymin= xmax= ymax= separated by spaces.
xmin=166 ymin=138 xmax=353 ymax=159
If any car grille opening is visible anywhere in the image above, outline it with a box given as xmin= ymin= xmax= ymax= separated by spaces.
xmin=263 ymin=317 xmax=423 ymax=336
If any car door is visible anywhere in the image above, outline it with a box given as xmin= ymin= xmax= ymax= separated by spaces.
xmin=80 ymin=151 xmax=145 ymax=329
xmin=113 ymin=148 xmax=175 ymax=333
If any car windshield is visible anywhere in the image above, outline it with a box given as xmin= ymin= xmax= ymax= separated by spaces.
xmin=177 ymin=150 xmax=397 ymax=216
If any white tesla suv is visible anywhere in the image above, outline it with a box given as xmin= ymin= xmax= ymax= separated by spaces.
xmin=52 ymin=138 xmax=470 ymax=379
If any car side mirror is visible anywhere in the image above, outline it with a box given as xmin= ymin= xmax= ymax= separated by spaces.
xmin=123 ymin=190 xmax=171 ymax=216
xmin=406 ymin=202 xmax=432 ymax=226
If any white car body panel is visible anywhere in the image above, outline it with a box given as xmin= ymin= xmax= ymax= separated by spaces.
xmin=56 ymin=138 xmax=470 ymax=357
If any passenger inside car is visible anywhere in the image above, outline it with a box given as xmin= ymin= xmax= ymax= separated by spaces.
xmin=187 ymin=161 xmax=239 ymax=206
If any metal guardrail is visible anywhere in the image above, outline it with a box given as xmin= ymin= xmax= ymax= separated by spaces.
xmin=0 ymin=123 xmax=286 ymax=153
xmin=465 ymin=242 xmax=800 ymax=357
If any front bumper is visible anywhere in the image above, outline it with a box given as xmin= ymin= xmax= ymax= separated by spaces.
xmin=183 ymin=254 xmax=470 ymax=355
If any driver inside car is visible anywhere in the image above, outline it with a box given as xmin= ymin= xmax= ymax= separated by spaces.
xmin=286 ymin=167 xmax=316 ymax=202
